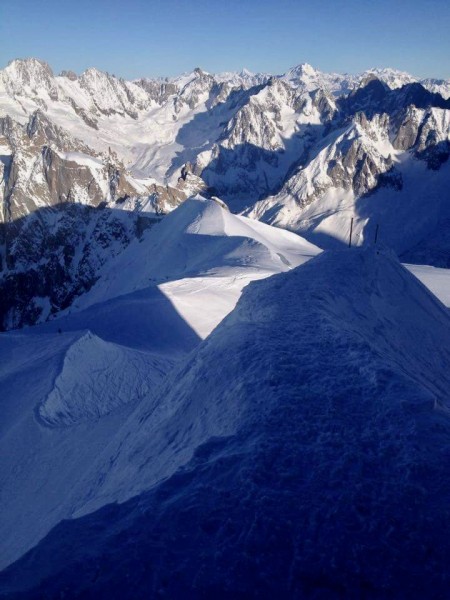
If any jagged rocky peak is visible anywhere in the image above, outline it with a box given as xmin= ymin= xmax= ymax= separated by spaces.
xmin=134 ymin=77 xmax=177 ymax=104
xmin=310 ymin=87 xmax=336 ymax=120
xmin=421 ymin=77 xmax=450 ymax=100
xmin=0 ymin=114 xmax=22 ymax=145
xmin=266 ymin=111 xmax=399 ymax=212
xmin=177 ymin=162 xmax=208 ymax=197
xmin=239 ymin=67 xmax=254 ymax=77
xmin=171 ymin=67 xmax=218 ymax=110
xmin=59 ymin=69 xmax=78 ymax=81
xmin=2 ymin=57 xmax=57 ymax=97
xmin=394 ymin=81 xmax=450 ymax=110
xmin=282 ymin=62 xmax=353 ymax=96
xmin=214 ymin=68 xmax=270 ymax=89
xmin=78 ymin=67 xmax=117 ymax=95
xmin=76 ymin=67 xmax=141 ymax=117
xmin=5 ymin=57 xmax=54 ymax=81
xmin=341 ymin=76 xmax=391 ymax=116
xmin=353 ymin=110 xmax=389 ymax=135
xmin=355 ymin=75 xmax=392 ymax=101
xmin=392 ymin=104 xmax=424 ymax=150
xmin=24 ymin=110 xmax=92 ymax=154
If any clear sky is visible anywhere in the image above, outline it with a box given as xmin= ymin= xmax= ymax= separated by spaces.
xmin=1 ymin=0 xmax=449 ymax=79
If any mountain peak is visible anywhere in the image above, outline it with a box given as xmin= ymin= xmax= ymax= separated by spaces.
xmin=285 ymin=62 xmax=317 ymax=77
xmin=2 ymin=57 xmax=55 ymax=96
xmin=6 ymin=57 xmax=52 ymax=72
xmin=59 ymin=69 xmax=78 ymax=81
xmin=4 ymin=57 xmax=54 ymax=81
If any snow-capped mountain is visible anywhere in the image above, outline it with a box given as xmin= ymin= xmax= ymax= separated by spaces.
xmin=1 ymin=57 xmax=450 ymax=330
xmin=0 ymin=107 xmax=187 ymax=329
xmin=281 ymin=63 xmax=450 ymax=98
xmin=248 ymin=101 xmax=450 ymax=256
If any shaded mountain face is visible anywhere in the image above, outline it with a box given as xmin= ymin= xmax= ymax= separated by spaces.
xmin=0 ymin=58 xmax=449 ymax=329
xmin=1 ymin=248 xmax=450 ymax=598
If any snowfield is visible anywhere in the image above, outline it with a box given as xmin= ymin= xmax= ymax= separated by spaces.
xmin=0 ymin=197 xmax=319 ymax=571
xmin=60 ymin=196 xmax=320 ymax=335
xmin=0 ymin=246 xmax=449 ymax=598
xmin=0 ymin=199 xmax=449 ymax=582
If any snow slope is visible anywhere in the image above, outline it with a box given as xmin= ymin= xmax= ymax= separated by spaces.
xmin=1 ymin=247 xmax=450 ymax=598
xmin=406 ymin=263 xmax=450 ymax=308
xmin=0 ymin=197 xmax=319 ymax=571
xmin=64 ymin=196 xmax=320 ymax=337
xmin=38 ymin=331 xmax=169 ymax=426
xmin=0 ymin=305 xmax=195 ymax=572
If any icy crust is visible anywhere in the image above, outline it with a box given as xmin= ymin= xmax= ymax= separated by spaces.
xmin=38 ymin=331 xmax=167 ymax=426
xmin=2 ymin=248 xmax=450 ymax=597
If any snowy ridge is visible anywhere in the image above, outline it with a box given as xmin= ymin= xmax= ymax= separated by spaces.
xmin=1 ymin=247 xmax=450 ymax=597
xmin=247 ymin=105 xmax=450 ymax=257
xmin=0 ymin=196 xmax=319 ymax=570
xmin=72 ymin=196 xmax=320 ymax=319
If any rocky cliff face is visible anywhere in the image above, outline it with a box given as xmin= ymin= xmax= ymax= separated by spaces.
xmin=0 ymin=107 xmax=187 ymax=329
xmin=247 ymin=92 xmax=450 ymax=256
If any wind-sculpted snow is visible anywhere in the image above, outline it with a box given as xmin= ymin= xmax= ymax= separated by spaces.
xmin=0 ymin=287 xmax=197 ymax=572
xmin=1 ymin=247 xmax=450 ymax=598
xmin=38 ymin=331 xmax=167 ymax=426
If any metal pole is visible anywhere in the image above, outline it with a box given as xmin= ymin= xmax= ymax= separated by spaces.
xmin=348 ymin=217 xmax=354 ymax=248
xmin=374 ymin=224 xmax=379 ymax=244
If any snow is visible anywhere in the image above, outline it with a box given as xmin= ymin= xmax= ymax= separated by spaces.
xmin=0 ymin=197 xmax=319 ymax=570
xmin=69 ymin=197 xmax=320 ymax=332
xmin=1 ymin=55 xmax=450 ymax=592
xmin=248 ymin=111 xmax=450 ymax=261
xmin=406 ymin=263 xmax=450 ymax=307
xmin=0 ymin=191 xmax=448 ymax=593
xmin=54 ymin=150 xmax=104 ymax=169
xmin=38 ymin=331 xmax=169 ymax=426
xmin=0 ymin=295 xmax=191 ymax=571
xmin=1 ymin=247 xmax=450 ymax=597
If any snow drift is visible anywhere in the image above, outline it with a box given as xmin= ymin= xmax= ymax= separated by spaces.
xmin=38 ymin=331 xmax=168 ymax=426
xmin=2 ymin=247 xmax=450 ymax=598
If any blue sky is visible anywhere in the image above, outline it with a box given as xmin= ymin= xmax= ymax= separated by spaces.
xmin=1 ymin=0 xmax=449 ymax=79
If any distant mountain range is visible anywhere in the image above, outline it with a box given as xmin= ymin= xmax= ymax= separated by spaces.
xmin=1 ymin=58 xmax=449 ymax=328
